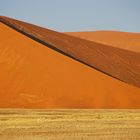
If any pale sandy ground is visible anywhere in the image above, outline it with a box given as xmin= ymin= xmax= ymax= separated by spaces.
xmin=0 ymin=109 xmax=140 ymax=140
xmin=0 ymin=22 xmax=140 ymax=108
xmin=66 ymin=31 xmax=140 ymax=52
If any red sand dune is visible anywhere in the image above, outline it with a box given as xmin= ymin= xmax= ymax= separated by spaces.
xmin=0 ymin=16 xmax=140 ymax=108
xmin=0 ymin=16 xmax=140 ymax=88
xmin=66 ymin=31 xmax=140 ymax=52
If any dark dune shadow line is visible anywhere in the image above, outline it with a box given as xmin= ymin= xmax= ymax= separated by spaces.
xmin=0 ymin=20 xmax=132 ymax=84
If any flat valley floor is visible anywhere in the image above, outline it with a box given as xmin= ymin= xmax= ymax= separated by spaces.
xmin=0 ymin=109 xmax=140 ymax=140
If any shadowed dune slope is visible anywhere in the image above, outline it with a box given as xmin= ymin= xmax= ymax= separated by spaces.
xmin=0 ymin=16 xmax=140 ymax=88
xmin=0 ymin=22 xmax=140 ymax=108
xmin=66 ymin=31 xmax=140 ymax=52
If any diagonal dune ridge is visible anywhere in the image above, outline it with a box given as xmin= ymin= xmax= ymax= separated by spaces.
xmin=0 ymin=16 xmax=140 ymax=88
xmin=0 ymin=16 xmax=140 ymax=108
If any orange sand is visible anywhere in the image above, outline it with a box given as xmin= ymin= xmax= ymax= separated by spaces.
xmin=66 ymin=31 xmax=140 ymax=52
xmin=0 ymin=16 xmax=140 ymax=88
xmin=0 ymin=22 xmax=140 ymax=108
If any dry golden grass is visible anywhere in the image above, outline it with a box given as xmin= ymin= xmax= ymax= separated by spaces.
xmin=0 ymin=109 xmax=140 ymax=139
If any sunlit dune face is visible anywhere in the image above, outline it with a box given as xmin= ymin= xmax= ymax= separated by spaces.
xmin=1 ymin=16 xmax=140 ymax=88
xmin=0 ymin=22 xmax=140 ymax=109
xmin=66 ymin=31 xmax=140 ymax=52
